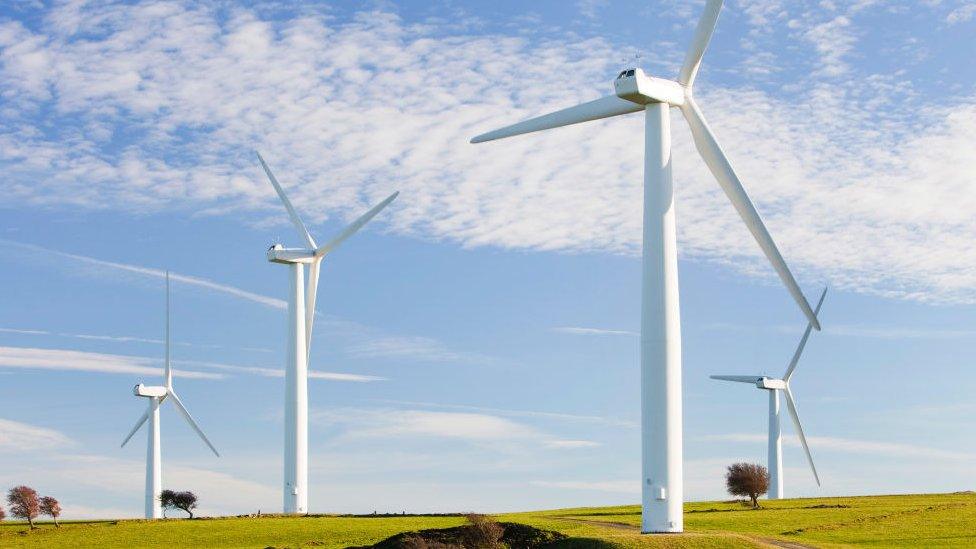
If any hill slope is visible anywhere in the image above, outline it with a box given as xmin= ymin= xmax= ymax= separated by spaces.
xmin=1 ymin=492 xmax=973 ymax=548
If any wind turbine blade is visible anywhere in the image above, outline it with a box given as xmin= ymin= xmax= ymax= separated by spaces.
xmin=783 ymin=286 xmax=828 ymax=383
xmin=470 ymin=95 xmax=643 ymax=143
xmin=120 ymin=408 xmax=150 ymax=448
xmin=680 ymin=98 xmax=820 ymax=330
xmin=710 ymin=375 xmax=763 ymax=384
xmin=164 ymin=270 xmax=172 ymax=390
xmin=255 ymin=151 xmax=317 ymax=250
xmin=784 ymin=386 xmax=820 ymax=486
xmin=167 ymin=390 xmax=220 ymax=457
xmin=305 ymin=258 xmax=321 ymax=357
xmin=314 ymin=191 xmax=399 ymax=258
xmin=678 ymin=0 xmax=724 ymax=88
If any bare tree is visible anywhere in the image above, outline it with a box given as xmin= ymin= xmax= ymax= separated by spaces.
xmin=160 ymin=490 xmax=198 ymax=519
xmin=39 ymin=496 xmax=62 ymax=527
xmin=7 ymin=486 xmax=41 ymax=528
xmin=725 ymin=462 xmax=770 ymax=509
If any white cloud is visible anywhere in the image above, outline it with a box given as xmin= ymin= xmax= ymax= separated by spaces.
xmin=313 ymin=407 xmax=603 ymax=454
xmin=184 ymin=359 xmax=386 ymax=383
xmin=0 ymin=239 xmax=286 ymax=310
xmin=0 ymin=239 xmax=478 ymax=366
xmin=0 ymin=346 xmax=221 ymax=379
xmin=703 ymin=433 xmax=976 ymax=461
xmin=0 ymin=2 xmax=974 ymax=306
xmin=551 ymin=326 xmax=638 ymax=337
xmin=576 ymin=0 xmax=609 ymax=20
xmin=368 ymin=399 xmax=637 ymax=427
xmin=0 ymin=418 xmax=73 ymax=452
xmin=0 ymin=345 xmax=382 ymax=383
xmin=0 ymin=325 xmax=272 ymax=353
xmin=345 ymin=335 xmax=490 ymax=364
xmin=704 ymin=321 xmax=976 ymax=340
xmin=544 ymin=439 xmax=602 ymax=449
xmin=50 ymin=454 xmax=278 ymax=517
xmin=826 ymin=324 xmax=976 ymax=340
xmin=529 ymin=479 xmax=638 ymax=494
xmin=318 ymin=408 xmax=537 ymax=441
xmin=947 ymin=3 xmax=976 ymax=23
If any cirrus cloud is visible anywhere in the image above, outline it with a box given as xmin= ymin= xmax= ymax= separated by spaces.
xmin=0 ymin=1 xmax=974 ymax=305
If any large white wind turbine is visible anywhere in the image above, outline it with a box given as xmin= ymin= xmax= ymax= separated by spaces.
xmin=712 ymin=287 xmax=828 ymax=500
xmin=121 ymin=271 xmax=219 ymax=519
xmin=470 ymin=0 xmax=821 ymax=533
xmin=256 ymin=152 xmax=398 ymax=515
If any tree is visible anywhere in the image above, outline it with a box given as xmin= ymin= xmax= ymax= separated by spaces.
xmin=0 ymin=504 xmax=6 ymax=521
xmin=7 ymin=486 xmax=41 ymax=528
xmin=160 ymin=490 xmax=198 ymax=519
xmin=725 ymin=462 xmax=770 ymax=509
xmin=39 ymin=496 xmax=62 ymax=527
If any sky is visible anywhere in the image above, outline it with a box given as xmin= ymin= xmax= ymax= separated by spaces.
xmin=0 ymin=0 xmax=975 ymax=519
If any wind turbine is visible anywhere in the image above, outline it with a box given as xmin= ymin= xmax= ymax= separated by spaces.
xmin=121 ymin=271 xmax=219 ymax=519
xmin=256 ymin=151 xmax=398 ymax=515
xmin=712 ymin=287 xmax=827 ymax=500
xmin=470 ymin=0 xmax=821 ymax=533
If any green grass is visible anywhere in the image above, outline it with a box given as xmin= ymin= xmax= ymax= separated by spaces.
xmin=2 ymin=492 xmax=974 ymax=548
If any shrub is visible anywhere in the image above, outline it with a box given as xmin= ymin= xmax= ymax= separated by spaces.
xmin=461 ymin=514 xmax=504 ymax=549
xmin=725 ymin=462 xmax=770 ymax=509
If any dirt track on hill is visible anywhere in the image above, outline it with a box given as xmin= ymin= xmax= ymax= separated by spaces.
xmin=549 ymin=516 xmax=819 ymax=549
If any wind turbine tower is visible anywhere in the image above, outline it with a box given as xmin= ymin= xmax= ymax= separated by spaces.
xmin=470 ymin=0 xmax=821 ymax=532
xmin=256 ymin=152 xmax=398 ymax=514
xmin=712 ymin=287 xmax=828 ymax=499
xmin=121 ymin=271 xmax=220 ymax=519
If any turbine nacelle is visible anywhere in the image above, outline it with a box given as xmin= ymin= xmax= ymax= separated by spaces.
xmin=758 ymin=377 xmax=787 ymax=390
xmin=267 ymin=244 xmax=316 ymax=264
xmin=614 ymin=68 xmax=685 ymax=107
xmin=133 ymin=383 xmax=167 ymax=398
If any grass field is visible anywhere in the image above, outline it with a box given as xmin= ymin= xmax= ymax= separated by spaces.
xmin=1 ymin=492 xmax=974 ymax=548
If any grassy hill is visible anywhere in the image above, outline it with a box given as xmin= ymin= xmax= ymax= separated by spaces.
xmin=2 ymin=492 xmax=974 ymax=548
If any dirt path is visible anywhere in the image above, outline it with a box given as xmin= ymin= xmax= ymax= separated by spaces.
xmin=756 ymin=538 xmax=818 ymax=549
xmin=550 ymin=516 xmax=638 ymax=530
xmin=549 ymin=516 xmax=819 ymax=549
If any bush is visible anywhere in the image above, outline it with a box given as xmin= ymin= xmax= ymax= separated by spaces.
xmin=461 ymin=514 xmax=504 ymax=549
xmin=725 ymin=462 xmax=770 ymax=509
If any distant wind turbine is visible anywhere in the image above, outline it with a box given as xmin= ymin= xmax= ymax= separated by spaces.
xmin=470 ymin=0 xmax=821 ymax=533
xmin=256 ymin=151 xmax=398 ymax=515
xmin=712 ymin=287 xmax=828 ymax=499
xmin=121 ymin=271 xmax=219 ymax=519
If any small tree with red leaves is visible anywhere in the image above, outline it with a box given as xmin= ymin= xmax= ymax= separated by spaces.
xmin=40 ymin=496 xmax=62 ymax=527
xmin=725 ymin=462 xmax=770 ymax=509
xmin=7 ymin=486 xmax=41 ymax=528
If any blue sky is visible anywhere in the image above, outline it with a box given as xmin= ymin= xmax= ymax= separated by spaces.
xmin=0 ymin=0 xmax=975 ymax=518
